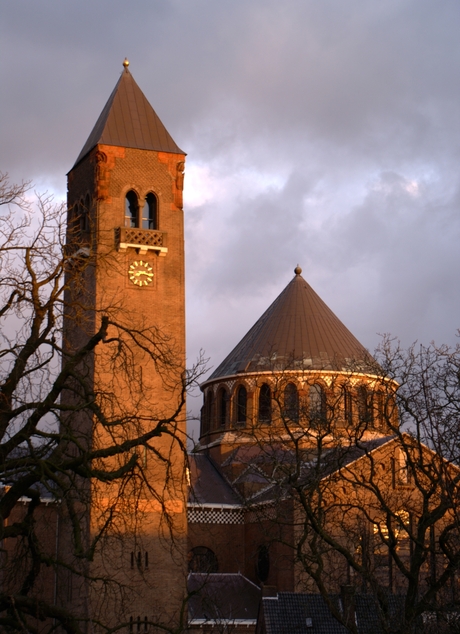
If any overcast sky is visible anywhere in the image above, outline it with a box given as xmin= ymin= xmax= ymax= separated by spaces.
xmin=2 ymin=1 xmax=460 ymax=432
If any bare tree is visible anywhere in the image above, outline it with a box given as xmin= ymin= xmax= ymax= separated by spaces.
xmin=224 ymin=342 xmax=460 ymax=633
xmin=0 ymin=174 xmax=203 ymax=633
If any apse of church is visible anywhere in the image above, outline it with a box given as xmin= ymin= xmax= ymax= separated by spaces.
xmin=187 ymin=265 xmax=404 ymax=620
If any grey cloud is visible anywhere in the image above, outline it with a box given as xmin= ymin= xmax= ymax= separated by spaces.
xmin=2 ymin=0 xmax=460 ymax=396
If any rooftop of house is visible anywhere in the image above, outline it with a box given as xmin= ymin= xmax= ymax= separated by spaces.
xmin=188 ymin=572 xmax=261 ymax=624
xmin=258 ymin=591 xmax=406 ymax=634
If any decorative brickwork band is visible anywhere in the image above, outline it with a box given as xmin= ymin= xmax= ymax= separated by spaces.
xmin=116 ymin=227 xmax=168 ymax=256
xmin=188 ymin=506 xmax=244 ymax=525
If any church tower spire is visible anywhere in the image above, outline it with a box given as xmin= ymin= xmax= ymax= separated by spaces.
xmin=73 ymin=59 xmax=184 ymax=167
xmin=63 ymin=62 xmax=187 ymax=630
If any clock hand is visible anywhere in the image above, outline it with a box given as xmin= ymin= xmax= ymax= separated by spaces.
xmin=132 ymin=270 xmax=153 ymax=277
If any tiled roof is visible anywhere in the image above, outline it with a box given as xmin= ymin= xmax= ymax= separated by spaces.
xmin=189 ymin=454 xmax=242 ymax=506
xmin=207 ymin=270 xmax=379 ymax=382
xmin=73 ymin=66 xmax=183 ymax=166
xmin=260 ymin=593 xmax=346 ymax=634
xmin=188 ymin=572 xmax=261 ymax=623
xmin=259 ymin=592 xmax=406 ymax=634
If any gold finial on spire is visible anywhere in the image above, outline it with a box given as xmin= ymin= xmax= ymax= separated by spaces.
xmin=123 ymin=58 xmax=130 ymax=70
xmin=294 ymin=265 xmax=302 ymax=275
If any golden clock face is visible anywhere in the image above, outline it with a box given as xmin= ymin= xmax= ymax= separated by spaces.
xmin=128 ymin=260 xmax=154 ymax=286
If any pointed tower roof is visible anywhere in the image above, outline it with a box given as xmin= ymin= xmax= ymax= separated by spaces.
xmin=73 ymin=59 xmax=184 ymax=166
xmin=207 ymin=267 xmax=378 ymax=381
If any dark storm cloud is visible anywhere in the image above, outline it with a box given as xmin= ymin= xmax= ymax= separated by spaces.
xmin=2 ymin=0 xmax=460 ymax=412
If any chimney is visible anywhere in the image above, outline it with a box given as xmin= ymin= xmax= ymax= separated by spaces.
xmin=341 ymin=585 xmax=356 ymax=628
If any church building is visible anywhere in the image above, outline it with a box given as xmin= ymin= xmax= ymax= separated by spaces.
xmin=2 ymin=61 xmax=459 ymax=634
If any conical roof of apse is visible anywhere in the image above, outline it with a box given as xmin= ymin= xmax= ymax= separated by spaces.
xmin=73 ymin=61 xmax=184 ymax=167
xmin=206 ymin=268 xmax=379 ymax=382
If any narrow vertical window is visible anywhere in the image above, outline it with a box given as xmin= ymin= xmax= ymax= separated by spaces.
xmin=144 ymin=617 xmax=148 ymax=633
xmin=309 ymin=384 xmax=326 ymax=425
xmin=358 ymin=386 xmax=373 ymax=426
xmin=125 ymin=191 xmax=138 ymax=228
xmin=130 ymin=551 xmax=134 ymax=568
xmin=343 ymin=388 xmax=353 ymax=426
xmin=208 ymin=391 xmax=214 ymax=431
xmin=398 ymin=448 xmax=409 ymax=484
xmin=81 ymin=195 xmax=90 ymax=232
xmin=258 ymin=384 xmax=271 ymax=423
xmin=217 ymin=388 xmax=229 ymax=428
xmin=142 ymin=193 xmax=157 ymax=230
xmin=200 ymin=405 xmax=205 ymax=435
xmin=129 ymin=616 xmax=133 ymax=634
xmin=72 ymin=202 xmax=80 ymax=234
xmin=201 ymin=390 xmax=213 ymax=435
xmin=236 ymin=385 xmax=247 ymax=426
xmin=391 ymin=450 xmax=409 ymax=487
xmin=284 ymin=383 xmax=299 ymax=422
xmin=375 ymin=391 xmax=384 ymax=429
xmin=256 ymin=545 xmax=270 ymax=583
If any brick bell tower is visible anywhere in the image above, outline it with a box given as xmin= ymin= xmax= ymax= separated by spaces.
xmin=64 ymin=60 xmax=187 ymax=630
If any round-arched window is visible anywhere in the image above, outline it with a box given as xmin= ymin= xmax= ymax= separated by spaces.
xmin=343 ymin=387 xmax=353 ymax=426
xmin=217 ymin=388 xmax=229 ymax=428
xmin=309 ymin=384 xmax=326 ymax=425
xmin=258 ymin=383 xmax=271 ymax=423
xmin=236 ymin=385 xmax=247 ymax=426
xmin=284 ymin=383 xmax=299 ymax=422
xmin=358 ymin=386 xmax=373 ymax=426
xmin=201 ymin=390 xmax=213 ymax=435
xmin=142 ymin=193 xmax=157 ymax=230
xmin=72 ymin=202 xmax=80 ymax=234
xmin=375 ymin=391 xmax=384 ymax=429
xmin=125 ymin=191 xmax=138 ymax=228
xmin=188 ymin=547 xmax=218 ymax=573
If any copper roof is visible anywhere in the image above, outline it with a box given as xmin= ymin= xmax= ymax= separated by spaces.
xmin=207 ymin=270 xmax=378 ymax=381
xmin=73 ymin=66 xmax=184 ymax=166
